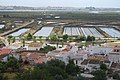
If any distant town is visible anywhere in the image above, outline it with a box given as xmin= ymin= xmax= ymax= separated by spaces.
xmin=0 ymin=6 xmax=120 ymax=12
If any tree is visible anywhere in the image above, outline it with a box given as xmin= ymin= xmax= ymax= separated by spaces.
xmin=86 ymin=35 xmax=95 ymax=42
xmin=0 ymin=74 xmax=8 ymax=80
xmin=50 ymin=34 xmax=58 ymax=42
xmin=76 ymin=36 xmax=86 ymax=41
xmin=22 ymin=39 xmax=25 ymax=47
xmin=39 ymin=45 xmax=56 ymax=53
xmin=63 ymin=34 xmax=68 ymax=41
xmin=47 ymin=59 xmax=65 ymax=69
xmin=66 ymin=60 xmax=80 ymax=76
xmin=26 ymin=33 xmax=33 ymax=40
xmin=6 ymin=57 xmax=21 ymax=72
xmin=100 ymin=64 xmax=107 ymax=71
xmin=39 ymin=36 xmax=42 ymax=42
xmin=93 ymin=70 xmax=107 ymax=80
xmin=33 ymin=36 xmax=36 ymax=42
xmin=0 ymin=62 xmax=7 ymax=73
xmin=54 ymin=75 xmax=64 ymax=80
xmin=7 ymin=36 xmax=13 ymax=45
xmin=11 ymin=37 xmax=16 ymax=43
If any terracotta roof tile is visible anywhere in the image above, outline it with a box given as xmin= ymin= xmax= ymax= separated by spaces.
xmin=0 ymin=48 xmax=12 ymax=55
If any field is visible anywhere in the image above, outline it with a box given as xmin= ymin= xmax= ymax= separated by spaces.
xmin=0 ymin=11 xmax=120 ymax=22
xmin=0 ymin=11 xmax=120 ymax=38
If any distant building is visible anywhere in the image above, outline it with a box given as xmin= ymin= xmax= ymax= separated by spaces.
xmin=108 ymin=47 xmax=120 ymax=63
xmin=85 ymin=46 xmax=113 ymax=55
xmin=110 ymin=62 xmax=120 ymax=71
xmin=80 ymin=59 xmax=111 ymax=72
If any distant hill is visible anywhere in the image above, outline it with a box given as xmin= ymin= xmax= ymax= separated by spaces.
xmin=0 ymin=6 xmax=120 ymax=12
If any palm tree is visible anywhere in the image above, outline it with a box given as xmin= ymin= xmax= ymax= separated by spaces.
xmin=39 ymin=36 xmax=42 ymax=42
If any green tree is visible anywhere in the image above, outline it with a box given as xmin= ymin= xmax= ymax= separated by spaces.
xmin=63 ymin=34 xmax=68 ymax=41
xmin=50 ymin=34 xmax=58 ymax=42
xmin=26 ymin=33 xmax=33 ymax=40
xmin=39 ymin=36 xmax=42 ymax=42
xmin=100 ymin=64 xmax=107 ymax=71
xmin=33 ymin=36 xmax=36 ymax=42
xmin=6 ymin=57 xmax=21 ymax=72
xmin=86 ymin=35 xmax=95 ymax=41
xmin=54 ymin=75 xmax=64 ymax=80
xmin=93 ymin=70 xmax=107 ymax=80
xmin=76 ymin=36 xmax=86 ymax=41
xmin=11 ymin=37 xmax=16 ymax=43
xmin=0 ymin=62 xmax=7 ymax=72
xmin=0 ymin=74 xmax=8 ymax=80
xmin=66 ymin=60 xmax=80 ymax=76
xmin=22 ymin=38 xmax=25 ymax=47
xmin=7 ymin=36 xmax=13 ymax=45
xmin=47 ymin=59 xmax=65 ymax=69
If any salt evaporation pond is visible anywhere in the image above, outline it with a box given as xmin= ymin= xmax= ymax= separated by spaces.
xmin=100 ymin=28 xmax=120 ymax=37
xmin=63 ymin=27 xmax=103 ymax=38
xmin=9 ymin=28 xmax=30 ymax=37
xmin=34 ymin=27 xmax=54 ymax=37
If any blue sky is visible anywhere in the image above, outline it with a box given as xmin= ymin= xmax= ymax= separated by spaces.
xmin=0 ymin=0 xmax=120 ymax=8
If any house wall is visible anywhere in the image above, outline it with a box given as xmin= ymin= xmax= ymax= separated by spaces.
xmin=108 ymin=54 xmax=120 ymax=63
xmin=28 ymin=47 xmax=40 ymax=50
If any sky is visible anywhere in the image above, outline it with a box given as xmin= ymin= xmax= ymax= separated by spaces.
xmin=0 ymin=0 xmax=120 ymax=8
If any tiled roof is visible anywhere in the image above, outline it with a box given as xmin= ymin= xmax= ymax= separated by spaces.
xmin=89 ymin=59 xmax=100 ymax=64
xmin=62 ymin=48 xmax=70 ymax=52
xmin=114 ymin=47 xmax=120 ymax=50
xmin=35 ymin=58 xmax=44 ymax=64
xmin=111 ymin=63 xmax=120 ymax=69
xmin=81 ymin=59 xmax=110 ymax=65
xmin=0 ymin=48 xmax=12 ymax=55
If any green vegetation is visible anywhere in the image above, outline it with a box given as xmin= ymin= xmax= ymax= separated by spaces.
xmin=100 ymin=63 xmax=108 ymax=71
xmin=26 ymin=33 xmax=33 ymax=40
xmin=7 ymin=36 xmax=16 ymax=44
xmin=76 ymin=36 xmax=86 ymax=41
xmin=92 ymin=70 xmax=107 ymax=80
xmin=50 ymin=34 xmax=58 ymax=42
xmin=1 ymin=12 xmax=120 ymax=21
xmin=39 ymin=45 xmax=56 ymax=53
xmin=86 ymin=35 xmax=95 ymax=42
xmin=62 ymin=34 xmax=68 ymax=41
xmin=0 ymin=57 xmax=21 ymax=73
xmin=16 ymin=59 xmax=81 ymax=80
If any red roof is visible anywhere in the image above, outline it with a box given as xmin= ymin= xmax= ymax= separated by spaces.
xmin=28 ymin=55 xmax=38 ymax=59
xmin=35 ymin=58 xmax=44 ymax=64
xmin=0 ymin=48 xmax=12 ymax=55
xmin=114 ymin=47 xmax=120 ymax=50
xmin=62 ymin=48 xmax=70 ymax=52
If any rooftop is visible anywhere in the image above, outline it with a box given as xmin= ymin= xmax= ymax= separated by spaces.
xmin=111 ymin=62 xmax=120 ymax=70
xmin=0 ymin=48 xmax=12 ymax=55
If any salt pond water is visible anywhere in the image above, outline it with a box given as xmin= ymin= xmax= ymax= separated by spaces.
xmin=100 ymin=28 xmax=120 ymax=37
xmin=9 ymin=28 xmax=30 ymax=36
xmin=34 ymin=27 xmax=54 ymax=37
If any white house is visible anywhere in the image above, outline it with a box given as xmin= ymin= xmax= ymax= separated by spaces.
xmin=85 ymin=46 xmax=113 ymax=55
xmin=108 ymin=47 xmax=120 ymax=63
